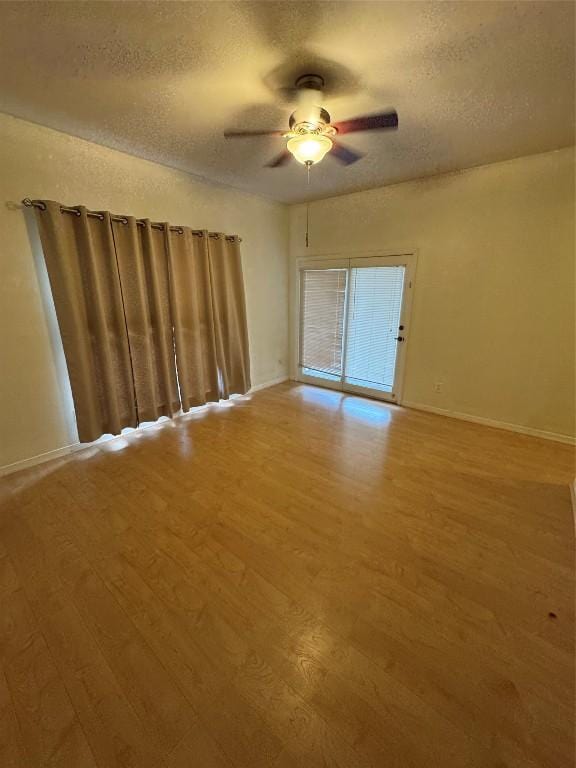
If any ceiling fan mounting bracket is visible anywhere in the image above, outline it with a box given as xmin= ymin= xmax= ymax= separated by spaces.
xmin=294 ymin=73 xmax=325 ymax=92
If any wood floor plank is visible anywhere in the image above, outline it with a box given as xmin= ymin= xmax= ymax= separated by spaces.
xmin=1 ymin=514 xmax=164 ymax=768
xmin=0 ymin=652 xmax=28 ymax=767
xmin=161 ymin=722 xmax=234 ymax=768
xmin=9 ymin=490 xmax=196 ymax=759
xmin=0 ymin=551 xmax=97 ymax=768
xmin=0 ymin=382 xmax=573 ymax=767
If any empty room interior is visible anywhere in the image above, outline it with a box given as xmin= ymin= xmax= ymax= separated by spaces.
xmin=1 ymin=1 xmax=575 ymax=766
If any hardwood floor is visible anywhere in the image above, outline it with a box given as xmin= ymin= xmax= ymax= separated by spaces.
xmin=0 ymin=382 xmax=574 ymax=768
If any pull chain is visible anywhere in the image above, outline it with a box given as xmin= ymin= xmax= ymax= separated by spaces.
xmin=305 ymin=161 xmax=311 ymax=248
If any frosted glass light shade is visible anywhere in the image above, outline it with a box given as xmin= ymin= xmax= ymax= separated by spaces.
xmin=287 ymin=134 xmax=333 ymax=165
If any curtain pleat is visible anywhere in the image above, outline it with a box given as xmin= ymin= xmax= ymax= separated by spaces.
xmin=166 ymin=229 xmax=220 ymax=410
xmin=33 ymin=200 xmax=251 ymax=441
xmin=34 ymin=201 xmax=137 ymax=442
xmin=208 ymin=236 xmax=251 ymax=398
xmin=111 ymin=218 xmax=181 ymax=421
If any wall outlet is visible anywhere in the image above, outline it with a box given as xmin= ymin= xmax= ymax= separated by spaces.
xmin=434 ymin=382 xmax=443 ymax=393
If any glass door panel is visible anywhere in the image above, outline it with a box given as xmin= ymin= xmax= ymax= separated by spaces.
xmin=299 ymin=268 xmax=348 ymax=388
xmin=343 ymin=265 xmax=405 ymax=397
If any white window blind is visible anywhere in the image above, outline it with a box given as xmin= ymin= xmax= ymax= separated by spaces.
xmin=300 ymin=269 xmax=347 ymax=380
xmin=344 ymin=266 xmax=405 ymax=392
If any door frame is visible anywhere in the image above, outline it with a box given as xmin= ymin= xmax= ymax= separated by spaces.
xmin=292 ymin=250 xmax=418 ymax=405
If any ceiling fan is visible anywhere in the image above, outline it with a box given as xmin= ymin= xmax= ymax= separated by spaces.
xmin=224 ymin=74 xmax=398 ymax=168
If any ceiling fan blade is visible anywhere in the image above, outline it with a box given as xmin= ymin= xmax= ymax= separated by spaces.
xmin=224 ymin=129 xmax=285 ymax=138
xmin=330 ymin=141 xmax=363 ymax=165
xmin=334 ymin=110 xmax=398 ymax=135
xmin=265 ymin=150 xmax=292 ymax=168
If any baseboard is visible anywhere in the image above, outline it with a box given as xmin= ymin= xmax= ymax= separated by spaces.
xmin=248 ymin=376 xmax=289 ymax=393
xmin=402 ymin=401 xmax=575 ymax=445
xmin=0 ymin=442 xmax=83 ymax=478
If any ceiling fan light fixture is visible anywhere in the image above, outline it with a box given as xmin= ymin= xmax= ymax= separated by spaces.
xmin=287 ymin=134 xmax=333 ymax=165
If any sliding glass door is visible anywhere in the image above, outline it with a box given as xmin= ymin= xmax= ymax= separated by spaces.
xmin=298 ymin=255 xmax=415 ymax=402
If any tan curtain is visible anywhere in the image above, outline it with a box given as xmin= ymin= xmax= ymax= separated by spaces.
xmin=208 ymin=235 xmax=251 ymax=398
xmin=166 ymin=229 xmax=220 ymax=410
xmin=33 ymin=201 xmax=137 ymax=442
xmin=111 ymin=217 xmax=180 ymax=421
xmin=33 ymin=200 xmax=251 ymax=441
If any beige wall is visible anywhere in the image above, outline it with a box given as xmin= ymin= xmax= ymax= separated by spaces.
xmin=0 ymin=113 xmax=288 ymax=468
xmin=1 ymin=111 xmax=573 ymax=468
xmin=289 ymin=148 xmax=575 ymax=440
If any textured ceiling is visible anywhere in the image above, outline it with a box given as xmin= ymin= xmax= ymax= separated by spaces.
xmin=0 ymin=1 xmax=574 ymax=203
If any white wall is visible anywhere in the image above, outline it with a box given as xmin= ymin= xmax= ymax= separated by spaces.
xmin=289 ymin=148 xmax=575 ymax=441
xmin=0 ymin=113 xmax=288 ymax=468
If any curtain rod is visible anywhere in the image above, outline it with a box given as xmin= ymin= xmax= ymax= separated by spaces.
xmin=22 ymin=199 xmax=241 ymax=242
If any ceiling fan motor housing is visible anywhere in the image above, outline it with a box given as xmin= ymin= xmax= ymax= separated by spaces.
xmin=289 ymin=107 xmax=334 ymax=133
xmin=289 ymin=74 xmax=337 ymax=134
